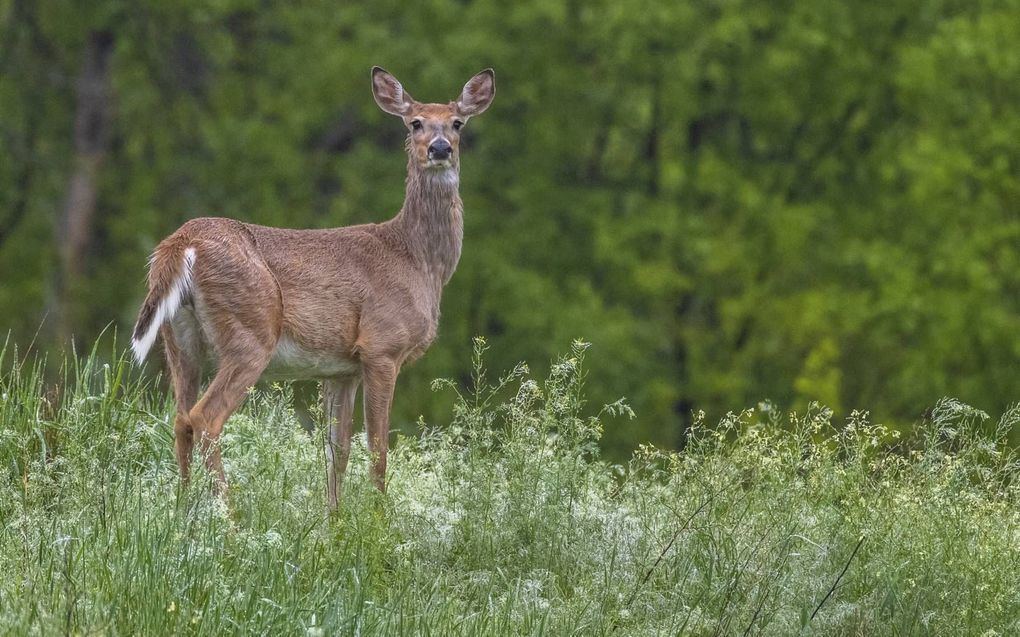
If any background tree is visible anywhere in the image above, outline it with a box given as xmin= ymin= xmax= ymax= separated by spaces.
xmin=0 ymin=0 xmax=1016 ymax=453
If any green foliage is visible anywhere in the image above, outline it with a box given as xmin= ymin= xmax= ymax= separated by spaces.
xmin=0 ymin=0 xmax=1018 ymax=453
xmin=2 ymin=344 xmax=1020 ymax=634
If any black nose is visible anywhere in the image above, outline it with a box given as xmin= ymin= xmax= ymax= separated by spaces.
xmin=428 ymin=139 xmax=452 ymax=160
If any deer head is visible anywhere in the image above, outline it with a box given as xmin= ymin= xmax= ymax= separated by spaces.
xmin=371 ymin=67 xmax=495 ymax=172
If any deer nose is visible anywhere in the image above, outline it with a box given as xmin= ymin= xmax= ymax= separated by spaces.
xmin=428 ymin=139 xmax=452 ymax=160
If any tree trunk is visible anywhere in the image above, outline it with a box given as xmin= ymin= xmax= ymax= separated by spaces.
xmin=56 ymin=30 xmax=115 ymax=345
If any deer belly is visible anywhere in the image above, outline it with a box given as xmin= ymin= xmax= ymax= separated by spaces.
xmin=264 ymin=335 xmax=361 ymax=380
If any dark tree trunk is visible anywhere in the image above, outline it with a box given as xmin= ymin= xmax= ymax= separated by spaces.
xmin=56 ymin=30 xmax=115 ymax=345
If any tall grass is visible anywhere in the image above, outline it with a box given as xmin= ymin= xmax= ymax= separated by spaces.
xmin=1 ymin=337 xmax=1018 ymax=635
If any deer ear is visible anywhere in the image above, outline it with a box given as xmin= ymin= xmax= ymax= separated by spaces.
xmin=372 ymin=66 xmax=414 ymax=116
xmin=456 ymin=69 xmax=495 ymax=117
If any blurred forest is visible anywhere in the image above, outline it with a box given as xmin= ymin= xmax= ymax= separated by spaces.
xmin=0 ymin=0 xmax=1017 ymax=452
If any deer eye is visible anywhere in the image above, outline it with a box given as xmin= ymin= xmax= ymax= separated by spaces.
xmin=452 ymin=120 xmax=464 ymax=131
xmin=411 ymin=120 xmax=423 ymax=131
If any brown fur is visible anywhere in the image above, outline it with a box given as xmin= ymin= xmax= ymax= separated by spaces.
xmin=131 ymin=67 xmax=495 ymax=506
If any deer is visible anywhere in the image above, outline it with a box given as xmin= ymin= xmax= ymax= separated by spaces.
xmin=129 ymin=67 xmax=495 ymax=509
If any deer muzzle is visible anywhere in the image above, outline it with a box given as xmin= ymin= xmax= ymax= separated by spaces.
xmin=427 ymin=138 xmax=452 ymax=161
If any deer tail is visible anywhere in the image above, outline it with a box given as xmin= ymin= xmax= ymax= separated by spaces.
xmin=130 ymin=244 xmax=196 ymax=364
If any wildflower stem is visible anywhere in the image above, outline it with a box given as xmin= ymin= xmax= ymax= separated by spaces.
xmin=810 ymin=535 xmax=865 ymax=622
xmin=611 ymin=481 xmax=737 ymax=633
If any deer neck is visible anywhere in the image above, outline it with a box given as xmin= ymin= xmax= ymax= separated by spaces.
xmin=393 ymin=163 xmax=464 ymax=287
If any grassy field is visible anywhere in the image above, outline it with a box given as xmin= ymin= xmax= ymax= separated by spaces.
xmin=1 ymin=339 xmax=1018 ymax=635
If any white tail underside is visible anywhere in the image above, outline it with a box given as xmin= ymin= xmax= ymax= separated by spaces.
xmin=131 ymin=247 xmax=196 ymax=364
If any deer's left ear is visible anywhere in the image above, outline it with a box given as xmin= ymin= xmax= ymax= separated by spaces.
xmin=455 ymin=69 xmax=495 ymax=117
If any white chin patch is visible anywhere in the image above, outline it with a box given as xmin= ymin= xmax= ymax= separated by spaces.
xmin=425 ymin=166 xmax=459 ymax=187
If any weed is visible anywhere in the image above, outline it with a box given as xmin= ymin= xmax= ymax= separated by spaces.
xmin=0 ymin=339 xmax=1017 ymax=634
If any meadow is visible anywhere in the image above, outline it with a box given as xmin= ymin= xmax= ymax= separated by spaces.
xmin=1 ymin=339 xmax=1018 ymax=635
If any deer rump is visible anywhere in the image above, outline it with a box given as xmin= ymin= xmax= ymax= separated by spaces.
xmin=131 ymin=216 xmax=438 ymax=380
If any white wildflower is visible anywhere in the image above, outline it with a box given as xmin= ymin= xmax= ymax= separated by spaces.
xmin=264 ymin=530 xmax=282 ymax=548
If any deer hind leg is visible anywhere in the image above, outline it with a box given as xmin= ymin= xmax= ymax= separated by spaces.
xmin=323 ymin=377 xmax=360 ymax=510
xmin=362 ymin=357 xmax=398 ymax=493
xmin=189 ymin=353 xmax=272 ymax=493
xmin=187 ymin=301 xmax=277 ymax=493
xmin=184 ymin=235 xmax=282 ymax=494
xmin=162 ymin=320 xmax=202 ymax=484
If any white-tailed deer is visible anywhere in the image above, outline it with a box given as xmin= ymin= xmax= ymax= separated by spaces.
xmin=130 ymin=67 xmax=495 ymax=508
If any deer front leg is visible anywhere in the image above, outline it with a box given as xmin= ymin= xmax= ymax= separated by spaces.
xmin=362 ymin=357 xmax=398 ymax=493
xmin=323 ymin=377 xmax=360 ymax=510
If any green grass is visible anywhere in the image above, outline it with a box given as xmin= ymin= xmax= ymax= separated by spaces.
xmin=1 ymin=338 xmax=1019 ymax=635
